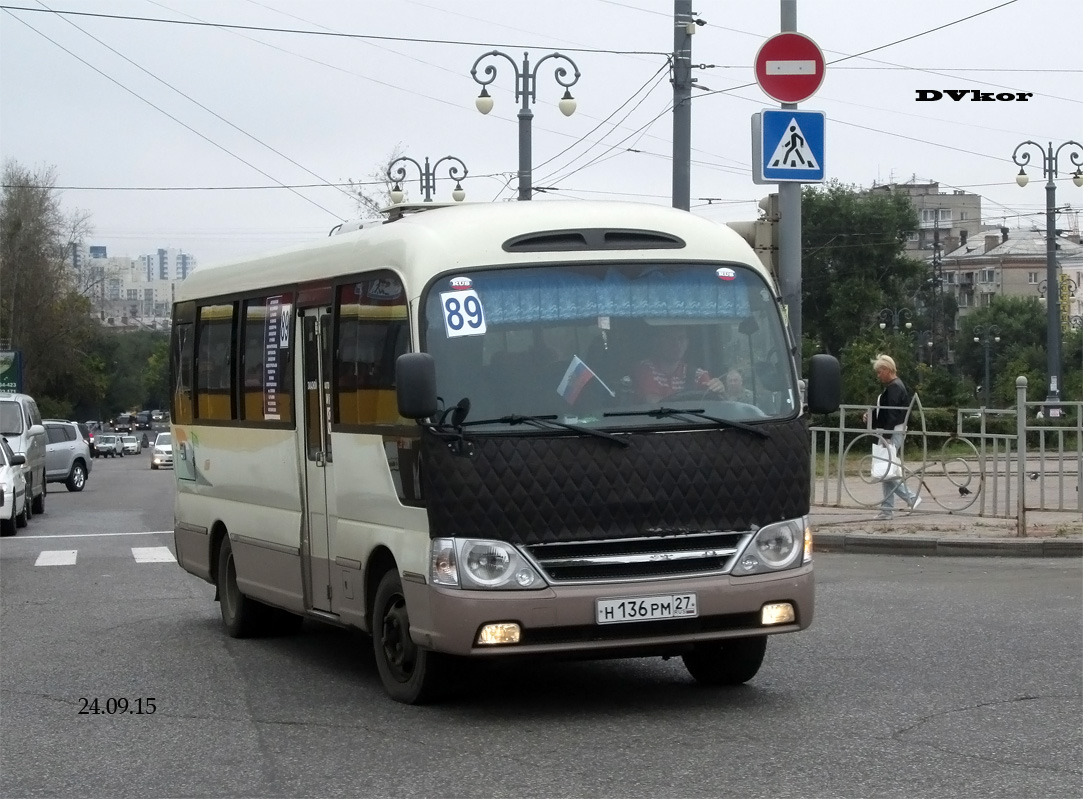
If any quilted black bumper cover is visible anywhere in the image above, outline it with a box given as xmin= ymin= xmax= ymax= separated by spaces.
xmin=420 ymin=418 xmax=811 ymax=546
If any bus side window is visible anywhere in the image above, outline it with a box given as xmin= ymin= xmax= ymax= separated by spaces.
xmin=241 ymin=294 xmax=294 ymax=423
xmin=195 ymin=303 xmax=236 ymax=421
xmin=334 ymin=275 xmax=407 ymax=427
xmin=172 ymin=322 xmax=194 ymax=424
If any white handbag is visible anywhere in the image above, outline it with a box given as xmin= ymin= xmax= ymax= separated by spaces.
xmin=871 ymin=440 xmax=901 ymax=481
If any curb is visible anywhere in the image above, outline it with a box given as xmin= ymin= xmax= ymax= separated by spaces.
xmin=814 ymin=532 xmax=1083 ymax=557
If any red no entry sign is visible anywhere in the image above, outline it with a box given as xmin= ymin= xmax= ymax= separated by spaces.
xmin=754 ymin=32 xmax=825 ymax=104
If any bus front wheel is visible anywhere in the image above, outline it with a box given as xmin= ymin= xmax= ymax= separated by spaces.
xmin=217 ymin=536 xmax=264 ymax=638
xmin=372 ymin=569 xmax=447 ymax=704
xmin=682 ymin=636 xmax=767 ymax=686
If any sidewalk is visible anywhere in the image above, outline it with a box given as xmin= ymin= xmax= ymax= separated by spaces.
xmin=810 ymin=503 xmax=1083 ymax=557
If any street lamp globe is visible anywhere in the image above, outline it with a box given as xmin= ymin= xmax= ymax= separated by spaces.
xmin=558 ymin=89 xmax=577 ymax=117
xmin=390 ymin=184 xmax=404 ymax=204
xmin=1015 ymin=168 xmax=1029 ymax=188
xmin=475 ymin=87 xmax=494 ymax=115
xmin=452 ymin=182 xmax=466 ymax=202
xmin=1074 ymin=169 xmax=1083 ymax=188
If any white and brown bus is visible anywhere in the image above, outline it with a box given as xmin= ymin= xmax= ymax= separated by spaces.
xmin=169 ymin=200 xmax=840 ymax=703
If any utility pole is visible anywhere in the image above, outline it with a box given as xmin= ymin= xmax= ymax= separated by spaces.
xmin=672 ymin=0 xmax=693 ymax=211
xmin=777 ymin=0 xmax=802 ymax=348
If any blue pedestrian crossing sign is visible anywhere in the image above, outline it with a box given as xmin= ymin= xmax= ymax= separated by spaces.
xmin=752 ymin=109 xmax=826 ymax=184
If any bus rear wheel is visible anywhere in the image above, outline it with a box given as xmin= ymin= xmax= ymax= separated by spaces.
xmin=372 ymin=569 xmax=447 ymax=704
xmin=217 ymin=536 xmax=266 ymax=638
xmin=682 ymin=636 xmax=767 ymax=686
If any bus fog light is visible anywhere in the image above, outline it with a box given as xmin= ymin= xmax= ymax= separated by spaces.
xmin=761 ymin=602 xmax=795 ymax=625
xmin=515 ymin=569 xmax=536 ymax=587
xmin=738 ymin=557 xmax=759 ymax=572
xmin=476 ymin=623 xmax=521 ymax=645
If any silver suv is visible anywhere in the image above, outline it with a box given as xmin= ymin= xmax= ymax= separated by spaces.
xmin=44 ymin=421 xmax=93 ymax=492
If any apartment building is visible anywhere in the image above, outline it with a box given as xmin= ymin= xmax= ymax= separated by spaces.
xmin=66 ymin=244 xmax=196 ymax=330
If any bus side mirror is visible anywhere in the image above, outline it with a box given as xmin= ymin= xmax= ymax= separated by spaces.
xmin=396 ymin=353 xmax=438 ymax=420
xmin=10 ymin=453 xmax=26 ymax=466
xmin=806 ymin=354 xmax=841 ymax=414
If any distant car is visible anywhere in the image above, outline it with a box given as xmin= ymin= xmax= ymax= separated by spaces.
xmin=95 ymin=434 xmax=124 ymax=458
xmin=113 ymin=414 xmax=134 ymax=433
xmin=134 ymin=411 xmax=152 ymax=430
xmin=150 ymin=410 xmax=164 ymax=422
xmin=0 ymin=437 xmax=29 ymax=536
xmin=121 ymin=435 xmax=142 ymax=455
xmin=151 ymin=432 xmax=173 ymax=470
xmin=44 ymin=420 xmax=93 ymax=492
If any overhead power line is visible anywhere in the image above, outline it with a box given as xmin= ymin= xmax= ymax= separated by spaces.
xmin=38 ymin=0 xmax=356 ymax=204
xmin=0 ymin=4 xmax=669 ymax=55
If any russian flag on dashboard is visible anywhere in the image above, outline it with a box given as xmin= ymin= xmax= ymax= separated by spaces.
xmin=557 ymin=355 xmax=613 ymax=406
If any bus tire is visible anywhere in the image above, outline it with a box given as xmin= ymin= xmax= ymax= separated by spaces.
xmin=682 ymin=636 xmax=767 ymax=686
xmin=372 ymin=569 xmax=447 ymax=704
xmin=217 ymin=536 xmax=266 ymax=638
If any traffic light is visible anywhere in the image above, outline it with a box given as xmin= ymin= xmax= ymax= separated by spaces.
xmin=726 ymin=194 xmax=779 ymax=279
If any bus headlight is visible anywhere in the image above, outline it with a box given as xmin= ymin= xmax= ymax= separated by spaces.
xmin=429 ymin=538 xmax=545 ymax=590
xmin=734 ymin=517 xmax=807 ymax=575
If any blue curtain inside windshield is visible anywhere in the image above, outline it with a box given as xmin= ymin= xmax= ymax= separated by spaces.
xmin=427 ymin=266 xmax=753 ymax=327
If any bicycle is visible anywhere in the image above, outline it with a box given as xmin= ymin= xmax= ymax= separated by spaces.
xmin=842 ymin=394 xmax=984 ymax=513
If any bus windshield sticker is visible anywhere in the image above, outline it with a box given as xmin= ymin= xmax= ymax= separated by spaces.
xmin=440 ymin=289 xmax=487 ymax=338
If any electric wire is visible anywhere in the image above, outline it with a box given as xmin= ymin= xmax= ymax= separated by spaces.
xmin=0 ymin=9 xmax=345 ymax=220
xmin=0 ymin=4 xmax=670 ymax=55
xmin=36 ymin=0 xmax=356 ymax=203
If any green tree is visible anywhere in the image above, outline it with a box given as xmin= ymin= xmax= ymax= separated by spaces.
xmin=0 ymin=161 xmax=104 ymax=406
xmin=801 ymin=181 xmax=926 ymax=360
xmin=957 ymin=297 xmax=1047 ymax=407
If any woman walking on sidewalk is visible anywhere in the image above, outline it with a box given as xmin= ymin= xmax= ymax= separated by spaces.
xmin=863 ymin=354 xmax=921 ymax=520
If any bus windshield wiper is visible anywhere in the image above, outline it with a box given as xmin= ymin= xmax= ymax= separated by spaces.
xmin=604 ymin=407 xmax=768 ymax=438
xmin=462 ymin=414 xmax=629 ymax=447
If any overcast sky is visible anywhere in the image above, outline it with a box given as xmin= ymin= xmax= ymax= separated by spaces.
xmin=1 ymin=0 xmax=1080 ymax=266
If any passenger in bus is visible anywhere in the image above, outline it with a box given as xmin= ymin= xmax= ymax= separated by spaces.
xmin=632 ymin=326 xmax=724 ymax=403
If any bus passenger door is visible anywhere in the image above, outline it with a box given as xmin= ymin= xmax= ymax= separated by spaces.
xmin=301 ymin=307 xmax=334 ymax=612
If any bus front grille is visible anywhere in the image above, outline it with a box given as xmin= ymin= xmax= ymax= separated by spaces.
xmin=524 ymin=531 xmax=749 ymax=584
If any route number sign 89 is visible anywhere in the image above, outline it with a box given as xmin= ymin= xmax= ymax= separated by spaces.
xmin=440 ymin=289 xmax=487 ymax=338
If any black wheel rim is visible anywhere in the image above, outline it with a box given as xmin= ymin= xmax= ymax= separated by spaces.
xmin=381 ymin=593 xmax=416 ymax=683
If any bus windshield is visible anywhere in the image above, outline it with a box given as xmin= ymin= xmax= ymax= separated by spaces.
xmin=421 ymin=261 xmax=797 ymax=430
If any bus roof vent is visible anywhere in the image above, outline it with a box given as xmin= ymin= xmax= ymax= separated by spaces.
xmin=503 ymin=228 xmax=685 ymax=253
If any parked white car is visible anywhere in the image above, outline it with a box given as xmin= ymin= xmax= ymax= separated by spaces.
xmin=151 ymin=432 xmax=173 ymax=470
xmin=0 ymin=437 xmax=29 ymax=536
xmin=0 ymin=392 xmax=47 ymax=516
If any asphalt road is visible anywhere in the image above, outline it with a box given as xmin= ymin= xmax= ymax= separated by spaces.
xmin=1 ymin=453 xmax=1080 ymax=799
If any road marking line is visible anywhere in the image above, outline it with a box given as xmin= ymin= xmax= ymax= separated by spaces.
xmin=35 ymin=550 xmax=78 ymax=566
xmin=132 ymin=546 xmax=176 ymax=563
xmin=2 ymin=531 xmax=172 ymax=540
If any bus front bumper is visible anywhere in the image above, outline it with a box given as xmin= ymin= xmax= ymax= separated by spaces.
xmin=402 ymin=564 xmax=813 ymax=658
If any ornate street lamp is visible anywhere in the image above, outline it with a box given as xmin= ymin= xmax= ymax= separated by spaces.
xmin=386 ymin=155 xmax=468 ymax=204
xmin=878 ymin=307 xmax=913 ymax=332
xmin=471 ymin=50 xmax=580 ymax=201
xmin=1012 ymin=139 xmax=1083 ymax=415
xmin=917 ymin=329 xmax=934 ymax=365
xmin=973 ymin=325 xmax=1001 ymax=408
